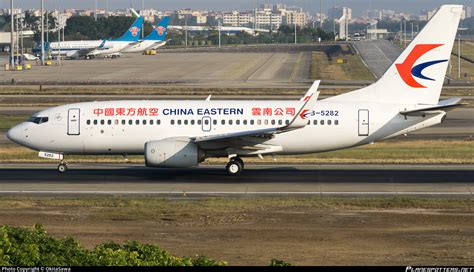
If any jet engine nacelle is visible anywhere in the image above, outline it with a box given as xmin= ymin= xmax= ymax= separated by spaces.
xmin=145 ymin=138 xmax=205 ymax=168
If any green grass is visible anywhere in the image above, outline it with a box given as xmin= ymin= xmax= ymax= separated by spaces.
xmin=1 ymin=139 xmax=473 ymax=164
xmin=0 ymin=196 xmax=471 ymax=214
xmin=0 ymin=115 xmax=28 ymax=130
xmin=447 ymin=41 xmax=474 ymax=80
xmin=310 ymin=45 xmax=375 ymax=81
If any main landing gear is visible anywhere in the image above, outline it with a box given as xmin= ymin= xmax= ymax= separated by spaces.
xmin=57 ymin=161 xmax=68 ymax=173
xmin=226 ymin=157 xmax=244 ymax=175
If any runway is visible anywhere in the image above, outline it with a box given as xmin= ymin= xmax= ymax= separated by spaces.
xmin=0 ymin=164 xmax=472 ymax=196
xmin=352 ymin=40 xmax=401 ymax=78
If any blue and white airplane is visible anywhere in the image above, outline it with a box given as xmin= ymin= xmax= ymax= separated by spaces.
xmin=48 ymin=15 xmax=144 ymax=59
xmin=87 ymin=16 xmax=144 ymax=58
xmin=121 ymin=16 xmax=170 ymax=53
xmin=7 ymin=5 xmax=465 ymax=175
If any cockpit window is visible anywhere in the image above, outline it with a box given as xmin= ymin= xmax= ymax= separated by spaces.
xmin=28 ymin=117 xmax=49 ymax=124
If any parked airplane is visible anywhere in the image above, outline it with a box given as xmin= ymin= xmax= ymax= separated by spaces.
xmin=47 ymin=16 xmax=144 ymax=59
xmin=121 ymin=16 xmax=170 ymax=53
xmin=86 ymin=16 xmax=144 ymax=58
xmin=7 ymin=5 xmax=464 ymax=175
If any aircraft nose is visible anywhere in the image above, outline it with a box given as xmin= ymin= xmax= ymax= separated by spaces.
xmin=6 ymin=123 xmax=28 ymax=145
xmin=6 ymin=125 xmax=20 ymax=144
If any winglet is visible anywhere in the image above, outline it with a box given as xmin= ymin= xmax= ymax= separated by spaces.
xmin=285 ymin=80 xmax=320 ymax=129
xmin=130 ymin=8 xmax=140 ymax=18
xmin=98 ymin=39 xmax=107 ymax=48
xmin=300 ymin=80 xmax=321 ymax=101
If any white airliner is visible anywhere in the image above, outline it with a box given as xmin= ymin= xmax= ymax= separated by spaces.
xmin=121 ymin=16 xmax=170 ymax=54
xmin=7 ymin=5 xmax=464 ymax=175
xmin=48 ymin=16 xmax=144 ymax=59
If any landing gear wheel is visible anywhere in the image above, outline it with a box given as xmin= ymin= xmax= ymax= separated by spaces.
xmin=231 ymin=157 xmax=244 ymax=170
xmin=58 ymin=163 xmax=68 ymax=173
xmin=226 ymin=160 xmax=242 ymax=175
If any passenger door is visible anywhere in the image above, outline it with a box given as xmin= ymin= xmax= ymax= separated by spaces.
xmin=358 ymin=109 xmax=369 ymax=136
xmin=68 ymin=108 xmax=80 ymax=136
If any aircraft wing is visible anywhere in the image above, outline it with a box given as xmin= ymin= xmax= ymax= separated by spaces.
xmin=149 ymin=40 xmax=168 ymax=50
xmin=193 ymin=81 xmax=320 ymax=144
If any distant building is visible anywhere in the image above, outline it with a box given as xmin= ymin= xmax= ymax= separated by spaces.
xmin=222 ymin=4 xmax=305 ymax=29
xmin=284 ymin=11 xmax=307 ymax=27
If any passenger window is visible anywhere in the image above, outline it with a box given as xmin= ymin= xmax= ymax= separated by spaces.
xmin=157 ymin=119 xmax=161 ymax=125
xmin=122 ymin=120 xmax=126 ymax=125
xmin=184 ymin=120 xmax=188 ymax=125
xmin=114 ymin=120 xmax=119 ymax=125
xmin=107 ymin=120 xmax=112 ymax=125
xmin=285 ymin=120 xmax=290 ymax=125
xmin=150 ymin=120 xmax=154 ymax=125
xmin=171 ymin=120 xmax=175 ymax=125
xmin=221 ymin=120 xmax=225 ymax=125
xmin=135 ymin=120 xmax=139 ymax=125
xmin=257 ymin=120 xmax=261 ymax=125
xmin=307 ymin=120 xmax=311 ymax=125
xmin=243 ymin=120 xmax=248 ymax=125
xmin=313 ymin=120 xmax=317 ymax=125
xmin=94 ymin=120 xmax=98 ymax=125
xmin=271 ymin=120 xmax=276 ymax=125
xmin=229 ymin=120 xmax=233 ymax=125
xmin=143 ymin=120 xmax=147 ymax=125
xmin=320 ymin=120 xmax=325 ymax=125
xmin=129 ymin=120 xmax=133 ymax=125
xmin=101 ymin=120 xmax=105 ymax=125
xmin=87 ymin=120 xmax=91 ymax=125
xmin=198 ymin=120 xmax=202 ymax=125
xmin=250 ymin=120 xmax=255 ymax=125
xmin=177 ymin=120 xmax=182 ymax=125
xmin=190 ymin=120 xmax=194 ymax=125
xmin=236 ymin=120 xmax=240 ymax=125
xmin=335 ymin=120 xmax=339 ymax=125
xmin=264 ymin=120 xmax=268 ymax=125
xmin=278 ymin=120 xmax=283 ymax=125
xmin=204 ymin=120 xmax=209 ymax=125
xmin=328 ymin=120 xmax=332 ymax=125
xmin=213 ymin=120 xmax=217 ymax=125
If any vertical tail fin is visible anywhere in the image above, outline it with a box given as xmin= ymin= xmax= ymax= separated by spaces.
xmin=145 ymin=16 xmax=170 ymax=41
xmin=114 ymin=16 xmax=144 ymax=42
xmin=334 ymin=5 xmax=463 ymax=105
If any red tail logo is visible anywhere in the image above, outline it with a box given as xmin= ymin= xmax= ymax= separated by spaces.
xmin=395 ymin=44 xmax=446 ymax=88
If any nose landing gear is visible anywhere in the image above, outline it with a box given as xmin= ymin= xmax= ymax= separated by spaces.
xmin=57 ymin=161 xmax=68 ymax=173
xmin=226 ymin=157 xmax=244 ymax=175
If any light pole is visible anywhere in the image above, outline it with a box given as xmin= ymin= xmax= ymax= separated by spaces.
xmin=94 ymin=0 xmax=98 ymax=21
xmin=57 ymin=11 xmax=61 ymax=66
xmin=41 ymin=0 xmax=45 ymax=65
xmin=10 ymin=0 xmax=15 ymax=69
xmin=218 ymin=20 xmax=221 ymax=48
xmin=15 ymin=6 xmax=19 ymax=63
xmin=319 ymin=0 xmax=323 ymax=28
xmin=184 ymin=15 xmax=188 ymax=47
xmin=294 ymin=23 xmax=297 ymax=44
xmin=458 ymin=38 xmax=461 ymax=79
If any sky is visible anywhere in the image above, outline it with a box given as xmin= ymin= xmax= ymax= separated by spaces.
xmin=1 ymin=0 xmax=473 ymax=16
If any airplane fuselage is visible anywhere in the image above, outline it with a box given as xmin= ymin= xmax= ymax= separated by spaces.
xmin=7 ymin=99 xmax=444 ymax=157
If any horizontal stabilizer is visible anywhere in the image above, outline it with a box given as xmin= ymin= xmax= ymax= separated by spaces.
xmin=400 ymin=97 xmax=465 ymax=116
